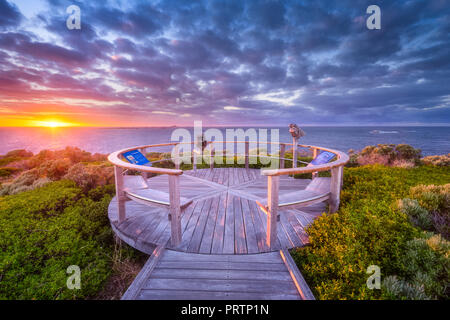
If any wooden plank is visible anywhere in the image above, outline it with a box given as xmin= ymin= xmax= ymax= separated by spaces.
xmin=222 ymin=193 xmax=235 ymax=254
xmin=156 ymin=261 xmax=288 ymax=272
xmin=285 ymin=210 xmax=307 ymax=246
xmin=248 ymin=199 xmax=269 ymax=252
xmin=241 ymin=198 xmax=259 ymax=254
xmin=178 ymin=200 xmax=206 ymax=251
xmin=121 ymin=244 xmax=166 ymax=300
xmin=137 ymin=289 xmax=300 ymax=300
xmin=163 ymin=250 xmax=282 ymax=263
xmin=279 ymin=211 xmax=302 ymax=248
xmin=143 ymin=278 xmax=298 ymax=294
xmin=151 ymin=268 xmax=293 ymax=281
xmin=211 ymin=193 xmax=227 ymax=254
xmin=199 ymin=195 xmax=221 ymax=254
xmin=280 ymin=249 xmax=315 ymax=300
xmin=187 ymin=197 xmax=214 ymax=253
xmin=234 ymin=196 xmax=247 ymax=254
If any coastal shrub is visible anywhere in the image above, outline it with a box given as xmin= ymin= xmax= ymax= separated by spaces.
xmin=291 ymin=164 xmax=450 ymax=299
xmin=38 ymin=158 xmax=72 ymax=180
xmin=25 ymin=147 xmax=105 ymax=170
xmin=0 ymin=169 xmax=53 ymax=196
xmin=0 ymin=149 xmax=33 ymax=167
xmin=399 ymin=184 xmax=450 ymax=239
xmin=0 ymin=167 xmax=21 ymax=178
xmin=382 ymin=276 xmax=430 ymax=300
xmin=398 ymin=199 xmax=433 ymax=231
xmin=356 ymin=144 xmax=421 ymax=167
xmin=0 ymin=180 xmax=118 ymax=299
xmin=421 ymin=154 xmax=450 ymax=167
xmin=63 ymin=163 xmax=115 ymax=191
xmin=382 ymin=233 xmax=449 ymax=300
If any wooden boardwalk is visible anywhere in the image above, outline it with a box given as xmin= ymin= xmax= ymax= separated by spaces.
xmin=121 ymin=246 xmax=314 ymax=300
xmin=109 ymin=168 xmax=321 ymax=300
xmin=108 ymin=168 xmax=326 ymax=255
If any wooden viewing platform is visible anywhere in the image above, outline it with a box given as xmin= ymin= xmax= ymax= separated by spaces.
xmin=109 ymin=168 xmax=325 ymax=255
xmin=108 ymin=141 xmax=349 ymax=300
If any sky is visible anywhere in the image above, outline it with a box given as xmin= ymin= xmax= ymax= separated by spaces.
xmin=0 ymin=0 xmax=449 ymax=127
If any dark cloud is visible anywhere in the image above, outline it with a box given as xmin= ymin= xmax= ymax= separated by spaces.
xmin=0 ymin=0 xmax=449 ymax=125
xmin=0 ymin=0 xmax=22 ymax=28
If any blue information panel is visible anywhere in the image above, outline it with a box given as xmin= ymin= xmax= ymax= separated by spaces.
xmin=122 ymin=150 xmax=150 ymax=165
xmin=309 ymin=151 xmax=336 ymax=166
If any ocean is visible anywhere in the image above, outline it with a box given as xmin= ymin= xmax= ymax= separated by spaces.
xmin=0 ymin=126 xmax=449 ymax=156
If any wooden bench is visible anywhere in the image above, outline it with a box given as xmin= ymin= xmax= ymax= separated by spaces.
xmin=256 ymin=177 xmax=331 ymax=215
xmin=125 ymin=188 xmax=193 ymax=219
xmin=257 ymin=147 xmax=349 ymax=248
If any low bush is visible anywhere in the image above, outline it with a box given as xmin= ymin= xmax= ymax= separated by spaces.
xmin=356 ymin=144 xmax=421 ymax=167
xmin=398 ymin=184 xmax=449 ymax=239
xmin=291 ymin=164 xmax=450 ymax=299
xmin=0 ymin=167 xmax=21 ymax=178
xmin=382 ymin=233 xmax=449 ymax=299
xmin=0 ymin=181 xmax=120 ymax=299
xmin=421 ymin=154 xmax=450 ymax=167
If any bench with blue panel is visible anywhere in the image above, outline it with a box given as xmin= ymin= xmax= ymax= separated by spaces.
xmin=122 ymin=149 xmax=192 ymax=215
xmin=256 ymin=151 xmax=336 ymax=216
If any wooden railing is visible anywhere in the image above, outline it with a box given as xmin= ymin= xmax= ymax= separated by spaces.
xmin=108 ymin=141 xmax=349 ymax=248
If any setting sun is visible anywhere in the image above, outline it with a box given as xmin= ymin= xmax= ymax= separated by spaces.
xmin=32 ymin=120 xmax=75 ymax=128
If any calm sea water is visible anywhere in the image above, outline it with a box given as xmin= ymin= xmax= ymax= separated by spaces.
xmin=0 ymin=127 xmax=449 ymax=156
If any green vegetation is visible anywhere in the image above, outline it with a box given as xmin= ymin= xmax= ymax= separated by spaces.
xmin=0 ymin=148 xmax=143 ymax=300
xmin=1 ymin=144 xmax=448 ymax=300
xmin=291 ymin=165 xmax=450 ymax=300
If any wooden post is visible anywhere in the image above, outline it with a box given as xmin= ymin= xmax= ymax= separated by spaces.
xmin=139 ymin=148 xmax=150 ymax=180
xmin=245 ymin=141 xmax=249 ymax=169
xmin=168 ymin=175 xmax=182 ymax=246
xmin=312 ymin=147 xmax=318 ymax=179
xmin=292 ymin=138 xmax=298 ymax=168
xmin=174 ymin=144 xmax=180 ymax=170
xmin=193 ymin=148 xmax=197 ymax=171
xmin=329 ymin=166 xmax=343 ymax=213
xmin=280 ymin=144 xmax=286 ymax=169
xmin=210 ymin=145 xmax=214 ymax=169
xmin=114 ymin=166 xmax=127 ymax=223
xmin=267 ymin=175 xmax=279 ymax=249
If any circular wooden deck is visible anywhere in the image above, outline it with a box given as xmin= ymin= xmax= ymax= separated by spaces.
xmin=108 ymin=168 xmax=326 ymax=255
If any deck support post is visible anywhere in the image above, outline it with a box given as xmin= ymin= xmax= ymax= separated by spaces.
xmin=266 ymin=175 xmax=280 ymax=249
xmin=168 ymin=175 xmax=182 ymax=246
xmin=209 ymin=144 xmax=215 ymax=169
xmin=329 ymin=165 xmax=343 ymax=213
xmin=193 ymin=149 xmax=197 ymax=171
xmin=245 ymin=141 xmax=249 ymax=169
xmin=280 ymin=144 xmax=286 ymax=169
xmin=311 ymin=148 xmax=318 ymax=179
xmin=292 ymin=138 xmax=298 ymax=168
xmin=114 ymin=165 xmax=127 ymax=223
xmin=173 ymin=144 xmax=180 ymax=170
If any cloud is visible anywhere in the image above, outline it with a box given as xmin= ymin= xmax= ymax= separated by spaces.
xmin=0 ymin=0 xmax=448 ymax=126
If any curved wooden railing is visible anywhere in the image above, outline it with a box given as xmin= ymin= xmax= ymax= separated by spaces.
xmin=108 ymin=141 xmax=349 ymax=247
